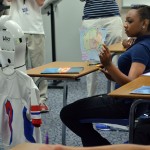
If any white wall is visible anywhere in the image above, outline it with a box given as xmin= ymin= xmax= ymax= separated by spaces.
xmin=42 ymin=0 xmax=131 ymax=63
xmin=122 ymin=0 xmax=150 ymax=7
xmin=43 ymin=0 xmax=85 ymax=63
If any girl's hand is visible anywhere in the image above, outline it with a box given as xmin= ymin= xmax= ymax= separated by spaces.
xmin=99 ymin=44 xmax=112 ymax=68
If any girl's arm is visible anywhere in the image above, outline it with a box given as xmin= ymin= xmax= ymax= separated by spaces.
xmin=99 ymin=44 xmax=146 ymax=86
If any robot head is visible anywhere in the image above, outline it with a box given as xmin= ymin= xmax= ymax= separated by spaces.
xmin=0 ymin=15 xmax=26 ymax=74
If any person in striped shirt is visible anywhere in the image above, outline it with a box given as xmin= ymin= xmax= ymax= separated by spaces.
xmin=80 ymin=0 xmax=123 ymax=97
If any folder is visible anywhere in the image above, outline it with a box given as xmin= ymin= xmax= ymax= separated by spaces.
xmin=41 ymin=67 xmax=84 ymax=74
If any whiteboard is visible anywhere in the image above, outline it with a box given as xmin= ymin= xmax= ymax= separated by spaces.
xmin=122 ymin=0 xmax=150 ymax=7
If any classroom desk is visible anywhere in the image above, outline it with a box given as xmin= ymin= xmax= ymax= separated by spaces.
xmin=27 ymin=61 xmax=100 ymax=107
xmin=109 ymin=76 xmax=150 ymax=99
xmin=109 ymin=75 xmax=150 ymax=143
xmin=27 ymin=61 xmax=100 ymax=145
xmin=108 ymin=42 xmax=126 ymax=53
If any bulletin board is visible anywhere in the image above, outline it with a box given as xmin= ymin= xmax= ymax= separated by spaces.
xmin=122 ymin=0 xmax=150 ymax=7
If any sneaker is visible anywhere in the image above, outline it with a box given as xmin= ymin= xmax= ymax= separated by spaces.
xmin=40 ymin=103 xmax=49 ymax=113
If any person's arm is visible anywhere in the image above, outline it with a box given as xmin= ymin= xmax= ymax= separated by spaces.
xmin=35 ymin=0 xmax=45 ymax=6
xmin=7 ymin=0 xmax=45 ymax=6
xmin=100 ymin=69 xmax=115 ymax=81
xmin=99 ymin=44 xmax=146 ymax=86
xmin=64 ymin=144 xmax=150 ymax=150
xmin=11 ymin=143 xmax=149 ymax=150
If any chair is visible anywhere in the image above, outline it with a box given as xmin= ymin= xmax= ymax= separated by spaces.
xmin=80 ymin=100 xmax=150 ymax=144
xmin=61 ymin=99 xmax=150 ymax=145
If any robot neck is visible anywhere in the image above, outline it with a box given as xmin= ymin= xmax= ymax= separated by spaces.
xmin=0 ymin=66 xmax=15 ymax=75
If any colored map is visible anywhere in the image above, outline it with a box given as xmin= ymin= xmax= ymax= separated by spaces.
xmin=80 ymin=27 xmax=107 ymax=62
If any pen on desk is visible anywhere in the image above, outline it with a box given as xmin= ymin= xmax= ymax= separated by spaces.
xmin=45 ymin=132 xmax=49 ymax=144
xmin=95 ymin=64 xmax=102 ymax=71
xmin=88 ymin=63 xmax=100 ymax=66
xmin=87 ymin=62 xmax=102 ymax=71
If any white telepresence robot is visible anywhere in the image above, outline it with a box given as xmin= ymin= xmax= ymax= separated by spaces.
xmin=0 ymin=15 xmax=26 ymax=74
xmin=0 ymin=16 xmax=42 ymax=147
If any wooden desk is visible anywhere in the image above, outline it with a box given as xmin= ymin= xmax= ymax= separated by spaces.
xmin=109 ymin=75 xmax=150 ymax=143
xmin=27 ymin=61 xmax=99 ymax=107
xmin=109 ymin=76 xmax=150 ymax=99
xmin=27 ymin=61 xmax=99 ymax=79
xmin=27 ymin=61 xmax=100 ymax=145
xmin=108 ymin=42 xmax=126 ymax=53
xmin=27 ymin=61 xmax=100 ymax=108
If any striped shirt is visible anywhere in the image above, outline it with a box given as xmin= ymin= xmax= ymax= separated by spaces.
xmin=82 ymin=0 xmax=120 ymax=20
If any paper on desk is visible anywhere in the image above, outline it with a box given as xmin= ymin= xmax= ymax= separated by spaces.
xmin=143 ymin=72 xmax=150 ymax=76
xmin=130 ymin=86 xmax=150 ymax=95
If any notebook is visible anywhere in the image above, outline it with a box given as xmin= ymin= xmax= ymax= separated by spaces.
xmin=41 ymin=67 xmax=84 ymax=74
xmin=130 ymin=86 xmax=150 ymax=95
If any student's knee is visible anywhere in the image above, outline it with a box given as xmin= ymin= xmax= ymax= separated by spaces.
xmin=60 ymin=105 xmax=72 ymax=122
